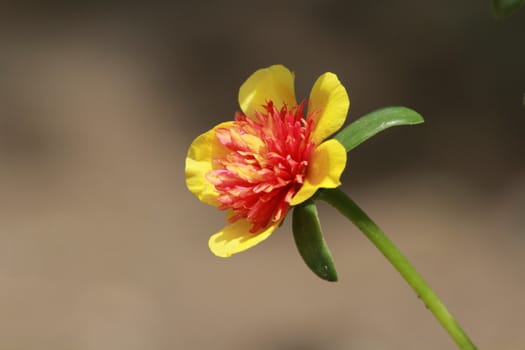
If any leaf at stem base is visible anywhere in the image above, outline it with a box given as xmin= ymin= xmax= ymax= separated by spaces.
xmin=334 ymin=106 xmax=424 ymax=152
xmin=292 ymin=200 xmax=338 ymax=282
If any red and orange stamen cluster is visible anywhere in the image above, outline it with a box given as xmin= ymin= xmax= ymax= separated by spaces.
xmin=207 ymin=100 xmax=318 ymax=233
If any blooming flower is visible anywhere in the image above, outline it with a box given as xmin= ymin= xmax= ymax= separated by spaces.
xmin=185 ymin=65 xmax=349 ymax=257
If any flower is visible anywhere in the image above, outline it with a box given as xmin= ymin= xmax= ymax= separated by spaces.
xmin=185 ymin=65 xmax=349 ymax=257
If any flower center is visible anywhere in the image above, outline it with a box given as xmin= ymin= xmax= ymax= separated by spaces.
xmin=207 ymin=100 xmax=317 ymax=233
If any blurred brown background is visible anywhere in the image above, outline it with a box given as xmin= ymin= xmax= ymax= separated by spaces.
xmin=0 ymin=1 xmax=524 ymax=349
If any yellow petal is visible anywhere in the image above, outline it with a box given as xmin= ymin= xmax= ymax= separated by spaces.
xmin=238 ymin=65 xmax=297 ymax=118
xmin=209 ymin=219 xmax=278 ymax=257
xmin=185 ymin=122 xmax=233 ymax=206
xmin=290 ymin=139 xmax=347 ymax=206
xmin=308 ymin=72 xmax=350 ymax=143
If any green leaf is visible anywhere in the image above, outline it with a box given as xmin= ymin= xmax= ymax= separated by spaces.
xmin=492 ymin=0 xmax=525 ymax=18
xmin=292 ymin=199 xmax=338 ymax=282
xmin=334 ymin=106 xmax=424 ymax=152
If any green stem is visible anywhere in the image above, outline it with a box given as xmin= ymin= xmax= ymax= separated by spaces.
xmin=317 ymin=188 xmax=477 ymax=350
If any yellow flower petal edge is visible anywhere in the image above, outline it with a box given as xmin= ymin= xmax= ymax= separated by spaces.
xmin=185 ymin=121 xmax=233 ymax=207
xmin=308 ymin=72 xmax=350 ymax=143
xmin=238 ymin=65 xmax=297 ymax=118
xmin=290 ymin=139 xmax=347 ymax=206
xmin=209 ymin=219 xmax=279 ymax=257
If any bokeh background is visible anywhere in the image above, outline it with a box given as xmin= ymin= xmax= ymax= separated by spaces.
xmin=1 ymin=1 xmax=524 ymax=349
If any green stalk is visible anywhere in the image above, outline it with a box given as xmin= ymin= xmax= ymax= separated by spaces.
xmin=317 ymin=188 xmax=477 ymax=350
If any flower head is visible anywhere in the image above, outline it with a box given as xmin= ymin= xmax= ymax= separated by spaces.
xmin=185 ymin=65 xmax=349 ymax=257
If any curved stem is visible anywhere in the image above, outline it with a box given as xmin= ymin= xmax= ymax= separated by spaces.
xmin=317 ymin=188 xmax=477 ymax=350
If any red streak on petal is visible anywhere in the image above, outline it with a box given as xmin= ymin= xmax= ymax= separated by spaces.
xmin=207 ymin=100 xmax=317 ymax=233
